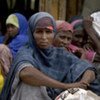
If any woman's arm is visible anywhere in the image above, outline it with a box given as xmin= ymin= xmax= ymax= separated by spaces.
xmin=19 ymin=66 xmax=89 ymax=90
xmin=79 ymin=69 xmax=95 ymax=87
xmin=20 ymin=66 xmax=70 ymax=89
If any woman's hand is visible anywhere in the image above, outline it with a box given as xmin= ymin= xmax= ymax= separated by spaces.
xmin=65 ymin=82 xmax=88 ymax=90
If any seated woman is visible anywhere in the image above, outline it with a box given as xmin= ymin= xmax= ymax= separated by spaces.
xmin=0 ymin=44 xmax=12 ymax=93
xmin=0 ymin=12 xmax=100 ymax=100
xmin=2 ymin=13 xmax=29 ymax=58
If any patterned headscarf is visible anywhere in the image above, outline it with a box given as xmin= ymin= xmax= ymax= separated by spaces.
xmin=56 ymin=20 xmax=73 ymax=33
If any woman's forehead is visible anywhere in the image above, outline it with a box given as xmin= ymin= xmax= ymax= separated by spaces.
xmin=36 ymin=17 xmax=53 ymax=28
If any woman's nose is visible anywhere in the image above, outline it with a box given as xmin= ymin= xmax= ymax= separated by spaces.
xmin=41 ymin=32 xmax=47 ymax=39
xmin=7 ymin=27 xmax=13 ymax=32
xmin=79 ymin=38 xmax=83 ymax=43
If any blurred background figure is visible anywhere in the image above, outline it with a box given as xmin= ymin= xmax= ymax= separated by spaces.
xmin=2 ymin=13 xmax=29 ymax=58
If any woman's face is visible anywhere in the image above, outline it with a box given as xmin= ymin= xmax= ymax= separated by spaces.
xmin=6 ymin=24 xmax=19 ymax=38
xmin=72 ymin=30 xmax=84 ymax=47
xmin=54 ymin=31 xmax=73 ymax=47
xmin=33 ymin=28 xmax=54 ymax=49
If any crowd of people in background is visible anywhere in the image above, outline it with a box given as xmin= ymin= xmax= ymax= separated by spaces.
xmin=0 ymin=9 xmax=100 ymax=100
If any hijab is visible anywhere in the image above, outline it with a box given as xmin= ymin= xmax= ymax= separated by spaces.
xmin=56 ymin=20 xmax=73 ymax=33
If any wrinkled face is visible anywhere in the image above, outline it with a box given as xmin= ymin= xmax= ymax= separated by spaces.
xmin=54 ymin=31 xmax=73 ymax=47
xmin=33 ymin=28 xmax=54 ymax=49
xmin=72 ymin=30 xmax=84 ymax=47
xmin=6 ymin=24 xmax=19 ymax=38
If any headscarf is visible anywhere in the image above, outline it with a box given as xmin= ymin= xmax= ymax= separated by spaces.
xmin=91 ymin=11 xmax=100 ymax=37
xmin=0 ymin=12 xmax=99 ymax=100
xmin=0 ymin=44 xmax=12 ymax=76
xmin=71 ymin=19 xmax=83 ymax=31
xmin=5 ymin=13 xmax=29 ymax=57
xmin=27 ymin=12 xmax=56 ymax=48
xmin=6 ymin=14 xmax=19 ymax=28
xmin=56 ymin=20 xmax=73 ymax=33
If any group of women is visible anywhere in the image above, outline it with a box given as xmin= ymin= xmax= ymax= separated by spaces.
xmin=0 ymin=11 xmax=100 ymax=100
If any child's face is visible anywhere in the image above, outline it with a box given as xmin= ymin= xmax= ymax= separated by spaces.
xmin=54 ymin=30 xmax=73 ymax=47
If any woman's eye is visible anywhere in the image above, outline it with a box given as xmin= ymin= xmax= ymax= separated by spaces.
xmin=59 ymin=36 xmax=66 ymax=39
xmin=45 ymin=29 xmax=52 ymax=33
xmin=35 ymin=30 xmax=43 ymax=34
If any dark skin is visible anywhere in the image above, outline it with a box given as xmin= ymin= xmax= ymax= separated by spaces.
xmin=72 ymin=30 xmax=85 ymax=48
xmin=20 ymin=67 xmax=95 ymax=90
xmin=54 ymin=30 xmax=73 ymax=48
xmin=3 ymin=24 xmax=19 ymax=45
xmin=53 ymin=30 xmax=84 ymax=58
xmin=19 ymin=28 xmax=95 ymax=92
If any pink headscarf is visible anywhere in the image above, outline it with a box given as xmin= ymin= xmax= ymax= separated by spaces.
xmin=0 ymin=44 xmax=12 ymax=76
xmin=56 ymin=20 xmax=73 ymax=33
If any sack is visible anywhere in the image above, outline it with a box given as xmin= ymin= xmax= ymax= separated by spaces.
xmin=55 ymin=88 xmax=100 ymax=100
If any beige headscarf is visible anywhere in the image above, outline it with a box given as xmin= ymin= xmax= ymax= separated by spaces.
xmin=6 ymin=14 xmax=19 ymax=28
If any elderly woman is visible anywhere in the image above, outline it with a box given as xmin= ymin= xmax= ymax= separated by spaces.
xmin=54 ymin=20 xmax=73 ymax=48
xmin=0 ymin=12 xmax=100 ymax=100
xmin=3 ymin=13 xmax=29 ymax=58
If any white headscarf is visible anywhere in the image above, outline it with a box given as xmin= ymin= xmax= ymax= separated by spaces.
xmin=91 ymin=11 xmax=100 ymax=37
